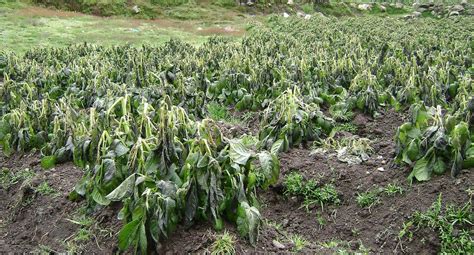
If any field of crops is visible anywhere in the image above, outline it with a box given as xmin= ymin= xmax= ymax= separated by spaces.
xmin=0 ymin=15 xmax=473 ymax=254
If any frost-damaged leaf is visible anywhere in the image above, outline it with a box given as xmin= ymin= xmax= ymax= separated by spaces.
xmin=114 ymin=139 xmax=129 ymax=157
xmin=236 ymin=201 xmax=261 ymax=246
xmin=92 ymin=187 xmax=110 ymax=205
xmin=103 ymin=158 xmax=116 ymax=182
xmin=271 ymin=139 xmax=284 ymax=155
xmin=106 ymin=174 xmax=136 ymax=201
xmin=184 ymin=182 xmax=198 ymax=225
xmin=118 ymin=219 xmax=140 ymax=251
xmin=258 ymin=151 xmax=280 ymax=189
xmin=229 ymin=139 xmax=253 ymax=165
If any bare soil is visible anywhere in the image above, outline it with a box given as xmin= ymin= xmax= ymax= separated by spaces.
xmin=0 ymin=109 xmax=472 ymax=253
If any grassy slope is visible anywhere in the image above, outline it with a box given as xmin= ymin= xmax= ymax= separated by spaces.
xmin=0 ymin=1 xmax=252 ymax=53
xmin=0 ymin=0 xmax=411 ymax=53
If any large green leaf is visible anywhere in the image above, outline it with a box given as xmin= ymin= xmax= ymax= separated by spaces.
xmin=229 ymin=139 xmax=253 ymax=165
xmin=410 ymin=157 xmax=431 ymax=182
xmin=257 ymin=151 xmax=280 ymax=189
xmin=270 ymin=139 xmax=284 ymax=155
xmin=92 ymin=187 xmax=110 ymax=206
xmin=118 ymin=219 xmax=141 ymax=251
xmin=106 ymin=174 xmax=136 ymax=201
xmin=236 ymin=201 xmax=261 ymax=246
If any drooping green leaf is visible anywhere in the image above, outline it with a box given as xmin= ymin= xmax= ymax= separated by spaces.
xmin=410 ymin=157 xmax=431 ymax=182
xmin=271 ymin=139 xmax=284 ymax=155
xmin=257 ymin=151 xmax=280 ymax=189
xmin=229 ymin=139 xmax=253 ymax=165
xmin=92 ymin=187 xmax=110 ymax=206
xmin=118 ymin=219 xmax=141 ymax=251
xmin=106 ymin=174 xmax=136 ymax=201
xmin=236 ymin=201 xmax=261 ymax=246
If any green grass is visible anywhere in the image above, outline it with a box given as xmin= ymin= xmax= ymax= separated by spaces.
xmin=0 ymin=2 xmax=248 ymax=53
xmin=35 ymin=181 xmax=58 ymax=196
xmin=289 ymin=234 xmax=308 ymax=252
xmin=383 ymin=183 xmax=404 ymax=196
xmin=0 ymin=168 xmax=36 ymax=189
xmin=399 ymin=194 xmax=473 ymax=254
xmin=356 ymin=189 xmax=380 ymax=209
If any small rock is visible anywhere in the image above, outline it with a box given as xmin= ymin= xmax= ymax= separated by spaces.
xmin=282 ymin=218 xmax=289 ymax=227
xmin=366 ymin=171 xmax=370 ymax=175
xmin=283 ymin=12 xmax=290 ymax=18
xmin=417 ymin=7 xmax=428 ymax=12
xmin=287 ymin=0 xmax=294 ymax=5
xmin=412 ymin=11 xmax=422 ymax=18
xmin=380 ymin=5 xmax=386 ymax=12
xmin=382 ymin=160 xmax=387 ymax=164
xmin=377 ymin=167 xmax=385 ymax=172
xmin=449 ymin=11 xmax=460 ymax=16
xmin=358 ymin=3 xmax=372 ymax=11
xmin=297 ymin=11 xmax=305 ymax=17
xmin=132 ymin=5 xmax=140 ymax=14
xmin=197 ymin=27 xmax=203 ymax=31
xmin=304 ymin=14 xmax=312 ymax=20
xmin=246 ymin=0 xmax=254 ymax=6
xmin=273 ymin=240 xmax=286 ymax=249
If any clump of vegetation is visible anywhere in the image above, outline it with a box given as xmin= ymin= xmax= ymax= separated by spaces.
xmin=35 ymin=181 xmax=58 ymax=196
xmin=210 ymin=231 xmax=236 ymax=255
xmin=356 ymin=190 xmax=380 ymax=209
xmin=399 ymin=195 xmax=473 ymax=254
xmin=0 ymin=168 xmax=35 ymax=189
xmin=284 ymin=172 xmax=340 ymax=211
xmin=290 ymin=234 xmax=308 ymax=252
xmin=383 ymin=183 xmax=404 ymax=196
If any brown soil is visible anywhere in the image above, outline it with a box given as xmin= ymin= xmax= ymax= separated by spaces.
xmin=0 ymin=152 xmax=120 ymax=253
xmin=17 ymin=6 xmax=84 ymax=18
xmin=1 ymin=109 xmax=472 ymax=253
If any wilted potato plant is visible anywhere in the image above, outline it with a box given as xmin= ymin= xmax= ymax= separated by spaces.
xmin=0 ymin=15 xmax=472 ymax=252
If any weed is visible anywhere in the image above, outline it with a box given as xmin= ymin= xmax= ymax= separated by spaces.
xmin=264 ymin=219 xmax=282 ymax=231
xmin=302 ymin=183 xmax=340 ymax=211
xmin=207 ymin=102 xmax=241 ymax=124
xmin=207 ymin=102 xmax=231 ymax=121
xmin=399 ymin=194 xmax=473 ymax=254
xmin=283 ymin=172 xmax=305 ymax=196
xmin=316 ymin=213 xmax=326 ymax=228
xmin=35 ymin=181 xmax=58 ymax=196
xmin=289 ymin=234 xmax=308 ymax=252
xmin=284 ymin=173 xmax=340 ymax=212
xmin=383 ymin=183 xmax=404 ymax=196
xmin=332 ymin=123 xmax=358 ymax=134
xmin=64 ymin=207 xmax=98 ymax=253
xmin=356 ymin=190 xmax=380 ymax=209
xmin=0 ymin=168 xmax=35 ymax=189
xmin=210 ymin=231 xmax=236 ymax=255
